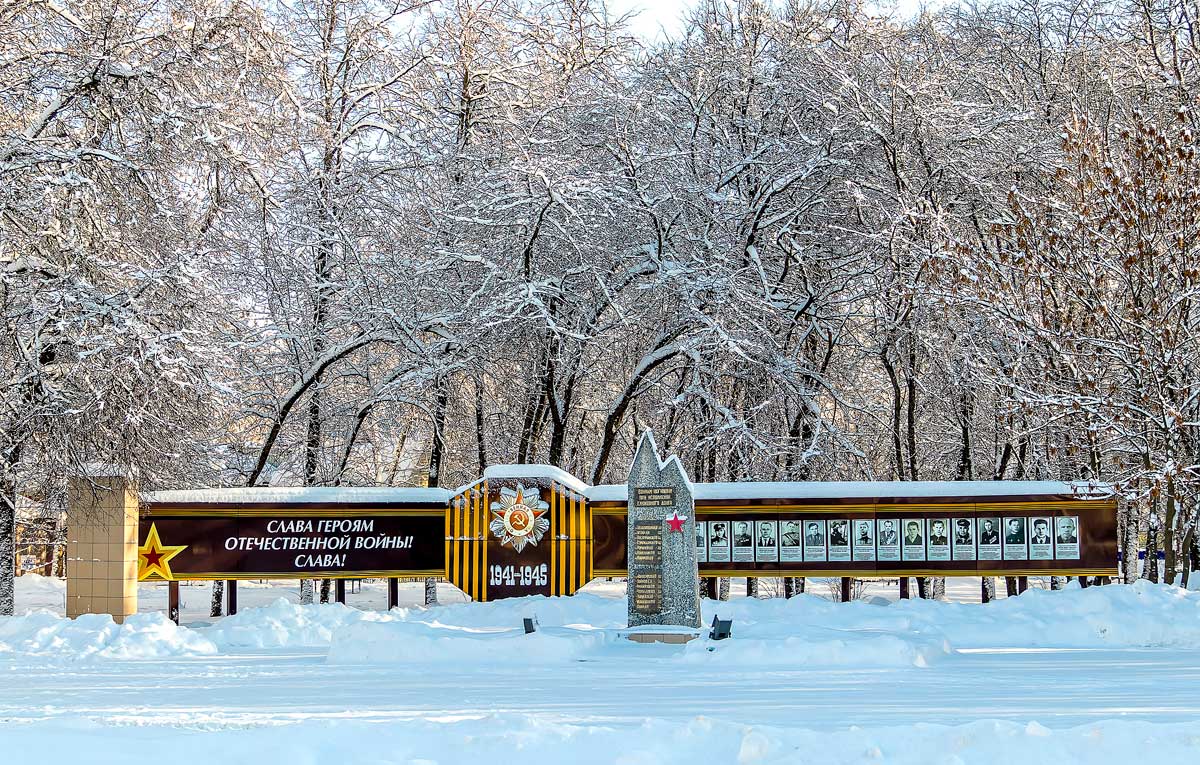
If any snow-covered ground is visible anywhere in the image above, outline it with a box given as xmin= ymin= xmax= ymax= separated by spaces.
xmin=6 ymin=575 xmax=1200 ymax=763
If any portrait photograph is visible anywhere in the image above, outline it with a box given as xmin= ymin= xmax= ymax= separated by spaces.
xmin=902 ymin=518 xmax=926 ymax=562
xmin=1056 ymin=516 xmax=1081 ymax=560
xmin=695 ymin=521 xmax=707 ymax=562
xmin=1003 ymin=517 xmax=1028 ymax=560
xmin=733 ymin=520 xmax=753 ymax=547
xmin=732 ymin=520 xmax=755 ymax=562
xmin=1029 ymin=517 xmax=1053 ymax=561
xmin=977 ymin=517 xmax=1002 ymax=561
xmin=952 ymin=517 xmax=976 ymax=561
xmin=828 ymin=519 xmax=851 ymax=561
xmin=876 ymin=518 xmax=901 ymax=561
xmin=708 ymin=521 xmax=731 ymax=562
xmin=803 ymin=519 xmax=827 ymax=562
xmin=755 ymin=520 xmax=779 ymax=562
xmin=853 ymin=519 xmax=876 ymax=562
xmin=927 ymin=518 xmax=951 ymax=561
xmin=780 ymin=520 xmax=803 ymax=562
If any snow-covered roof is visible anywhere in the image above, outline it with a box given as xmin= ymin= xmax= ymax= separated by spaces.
xmin=586 ymin=480 xmax=1109 ymax=503
xmin=144 ymin=486 xmax=452 ymax=506
xmin=142 ymin=473 xmax=1110 ymax=508
xmin=482 ymin=464 xmax=591 ymax=494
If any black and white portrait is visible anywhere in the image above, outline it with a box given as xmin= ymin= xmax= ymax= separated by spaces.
xmin=977 ymin=517 xmax=1001 ymax=561
xmin=952 ymin=517 xmax=976 ymax=561
xmin=979 ymin=517 xmax=1000 ymax=544
xmin=803 ymin=519 xmax=827 ymax=562
xmin=1003 ymin=517 xmax=1028 ymax=560
xmin=733 ymin=520 xmax=754 ymax=562
xmin=902 ymin=519 xmax=925 ymax=562
xmin=877 ymin=519 xmax=900 ymax=561
xmin=927 ymin=518 xmax=950 ymax=561
xmin=708 ymin=521 xmax=731 ymax=562
xmin=733 ymin=521 xmax=753 ymax=547
xmin=755 ymin=520 xmax=779 ymax=562
xmin=1029 ymin=517 xmax=1053 ymax=561
xmin=829 ymin=520 xmax=849 ymax=547
xmin=828 ymin=519 xmax=851 ymax=562
xmin=695 ymin=521 xmax=707 ymax=562
xmin=928 ymin=519 xmax=949 ymax=546
xmin=853 ymin=519 xmax=876 ymax=562
xmin=1055 ymin=516 xmax=1081 ymax=560
xmin=780 ymin=520 xmax=803 ymax=562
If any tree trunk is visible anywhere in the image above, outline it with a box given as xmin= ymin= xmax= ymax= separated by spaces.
xmin=424 ymin=577 xmax=438 ymax=605
xmin=475 ymin=375 xmax=489 ymax=473
xmin=210 ymin=580 xmax=225 ymax=617
xmin=299 ymin=578 xmax=314 ymax=604
xmin=1164 ymin=485 xmax=1177 ymax=584
xmin=1121 ymin=504 xmax=1139 ymax=583
xmin=982 ymin=576 xmax=995 ymax=602
xmin=930 ymin=577 xmax=945 ymax=600
xmin=746 ymin=577 xmax=758 ymax=598
xmin=319 ymin=578 xmax=331 ymax=603
xmin=1143 ymin=521 xmax=1160 ymax=583
xmin=1185 ymin=530 xmax=1200 ymax=588
xmin=783 ymin=577 xmax=798 ymax=598
xmin=1004 ymin=576 xmax=1018 ymax=596
xmin=427 ymin=381 xmax=448 ymax=489
xmin=0 ymin=478 xmax=16 ymax=616
xmin=718 ymin=577 xmax=730 ymax=601
xmin=1050 ymin=576 xmax=1065 ymax=590
xmin=916 ymin=577 xmax=929 ymax=599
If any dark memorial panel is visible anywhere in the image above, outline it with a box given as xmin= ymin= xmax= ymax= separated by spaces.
xmin=591 ymin=499 xmax=1119 ymax=578
xmin=632 ymin=573 xmax=663 ymax=614
xmin=632 ymin=521 xmax=663 ymax=566
xmin=138 ymin=512 xmax=445 ymax=580
xmin=634 ymin=487 xmax=676 ymax=507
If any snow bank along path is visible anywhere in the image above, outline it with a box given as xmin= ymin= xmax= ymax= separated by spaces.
xmin=3 ymin=580 xmax=1200 ymax=662
xmin=5 ymin=582 xmax=1200 ymax=763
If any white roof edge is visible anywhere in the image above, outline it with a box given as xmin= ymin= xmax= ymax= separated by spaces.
xmin=481 ymin=464 xmax=591 ymax=495
xmin=142 ymin=475 xmax=1115 ymax=507
xmin=143 ymin=486 xmax=453 ymax=505
xmin=585 ymin=480 xmax=1113 ymax=502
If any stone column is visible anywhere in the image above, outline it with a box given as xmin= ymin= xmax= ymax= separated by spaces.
xmin=66 ymin=470 xmax=138 ymax=623
xmin=626 ymin=432 xmax=701 ymax=631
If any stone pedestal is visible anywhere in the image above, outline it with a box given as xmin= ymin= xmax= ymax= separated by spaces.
xmin=66 ymin=472 xmax=138 ymax=623
xmin=626 ymin=432 xmax=701 ymax=630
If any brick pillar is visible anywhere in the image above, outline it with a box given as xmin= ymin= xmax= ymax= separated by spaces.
xmin=66 ymin=472 xmax=138 ymax=623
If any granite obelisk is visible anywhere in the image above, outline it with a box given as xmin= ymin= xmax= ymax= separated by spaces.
xmin=626 ymin=432 xmax=701 ymax=629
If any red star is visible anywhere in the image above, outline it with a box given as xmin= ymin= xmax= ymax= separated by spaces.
xmin=666 ymin=510 xmax=687 ymax=533
xmin=143 ymin=548 xmax=163 ymax=568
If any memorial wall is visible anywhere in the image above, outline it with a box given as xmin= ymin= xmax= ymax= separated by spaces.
xmin=136 ymin=467 xmax=1118 ymax=600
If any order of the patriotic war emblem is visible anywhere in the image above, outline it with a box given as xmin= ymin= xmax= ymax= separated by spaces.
xmin=489 ymin=484 xmax=550 ymax=553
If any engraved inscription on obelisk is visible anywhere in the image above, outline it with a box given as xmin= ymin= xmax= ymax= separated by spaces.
xmin=626 ymin=432 xmax=701 ymax=628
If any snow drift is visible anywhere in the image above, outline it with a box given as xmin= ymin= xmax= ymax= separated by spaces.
xmin=3 ymin=581 xmax=1200 ymax=664
xmin=0 ymin=611 xmax=216 ymax=660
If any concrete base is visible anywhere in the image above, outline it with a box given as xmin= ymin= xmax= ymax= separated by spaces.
xmin=623 ymin=630 xmax=701 ymax=645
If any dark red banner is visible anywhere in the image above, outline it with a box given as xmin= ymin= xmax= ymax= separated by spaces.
xmin=138 ymin=513 xmax=445 ymax=580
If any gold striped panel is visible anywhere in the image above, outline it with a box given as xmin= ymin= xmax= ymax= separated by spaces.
xmin=446 ymin=484 xmax=489 ymax=601
xmin=548 ymin=482 xmax=592 ymax=596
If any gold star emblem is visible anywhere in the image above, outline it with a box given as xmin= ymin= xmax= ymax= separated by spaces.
xmin=138 ymin=523 xmax=188 ymax=581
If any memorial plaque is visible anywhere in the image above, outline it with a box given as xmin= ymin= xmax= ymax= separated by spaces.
xmin=626 ymin=432 xmax=701 ymax=629
xmin=632 ymin=573 xmax=663 ymax=614
xmin=635 ymin=487 xmax=676 ymax=507
xmin=633 ymin=521 xmax=663 ymax=565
